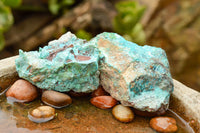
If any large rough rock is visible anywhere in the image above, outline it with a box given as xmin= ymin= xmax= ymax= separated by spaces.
xmin=91 ymin=32 xmax=174 ymax=112
xmin=15 ymin=32 xmax=100 ymax=92
xmin=16 ymin=32 xmax=173 ymax=112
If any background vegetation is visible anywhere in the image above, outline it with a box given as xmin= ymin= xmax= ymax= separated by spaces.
xmin=0 ymin=0 xmax=199 ymax=92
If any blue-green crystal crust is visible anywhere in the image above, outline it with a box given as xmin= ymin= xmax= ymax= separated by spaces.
xmin=91 ymin=32 xmax=173 ymax=112
xmin=16 ymin=32 xmax=174 ymax=112
xmin=16 ymin=32 xmax=100 ymax=92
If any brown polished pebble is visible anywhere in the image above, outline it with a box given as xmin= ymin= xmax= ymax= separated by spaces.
xmin=28 ymin=106 xmax=55 ymax=123
xmin=42 ymin=90 xmax=72 ymax=108
xmin=150 ymin=117 xmax=178 ymax=132
xmin=112 ymin=104 xmax=134 ymax=123
xmin=90 ymin=96 xmax=117 ymax=109
xmin=91 ymin=86 xmax=108 ymax=97
xmin=6 ymin=79 xmax=38 ymax=102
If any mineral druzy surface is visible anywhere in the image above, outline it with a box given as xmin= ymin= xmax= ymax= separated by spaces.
xmin=91 ymin=32 xmax=174 ymax=112
xmin=15 ymin=32 xmax=100 ymax=92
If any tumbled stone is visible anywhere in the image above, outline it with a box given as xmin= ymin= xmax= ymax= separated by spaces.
xmin=6 ymin=79 xmax=38 ymax=102
xmin=90 ymin=32 xmax=174 ymax=113
xmin=42 ymin=90 xmax=72 ymax=108
xmin=28 ymin=106 xmax=55 ymax=123
xmin=90 ymin=96 xmax=117 ymax=109
xmin=112 ymin=104 xmax=134 ymax=123
xmin=91 ymin=86 xmax=108 ymax=97
xmin=150 ymin=117 xmax=178 ymax=132
xmin=15 ymin=32 xmax=100 ymax=93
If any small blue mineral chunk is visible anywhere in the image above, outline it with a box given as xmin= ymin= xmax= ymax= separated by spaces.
xmin=90 ymin=32 xmax=174 ymax=112
xmin=15 ymin=32 xmax=100 ymax=92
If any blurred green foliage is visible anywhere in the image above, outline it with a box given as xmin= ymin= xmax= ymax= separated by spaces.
xmin=113 ymin=1 xmax=146 ymax=45
xmin=75 ymin=29 xmax=92 ymax=41
xmin=0 ymin=33 xmax=5 ymax=51
xmin=2 ymin=0 xmax=22 ymax=8
xmin=0 ymin=0 xmax=16 ymax=51
xmin=48 ymin=0 xmax=74 ymax=15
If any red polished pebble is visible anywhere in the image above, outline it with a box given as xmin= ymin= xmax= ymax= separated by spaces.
xmin=90 ymin=96 xmax=117 ymax=109
xmin=91 ymin=86 xmax=108 ymax=97
xmin=150 ymin=117 xmax=178 ymax=133
xmin=6 ymin=79 xmax=38 ymax=102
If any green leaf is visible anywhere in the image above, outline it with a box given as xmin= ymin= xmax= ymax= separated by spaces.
xmin=123 ymin=34 xmax=133 ymax=42
xmin=48 ymin=0 xmax=60 ymax=15
xmin=2 ymin=0 xmax=22 ymax=8
xmin=48 ymin=0 xmax=75 ymax=15
xmin=0 ymin=1 xmax=14 ymax=51
xmin=0 ymin=33 xmax=5 ymax=51
xmin=61 ymin=0 xmax=74 ymax=6
xmin=135 ymin=6 xmax=146 ymax=22
xmin=113 ymin=1 xmax=146 ymax=45
xmin=75 ymin=30 xmax=92 ymax=41
xmin=115 ymin=1 xmax=136 ymax=13
xmin=130 ymin=23 xmax=146 ymax=45
xmin=113 ymin=15 xmax=126 ymax=34
xmin=0 ymin=1 xmax=14 ymax=32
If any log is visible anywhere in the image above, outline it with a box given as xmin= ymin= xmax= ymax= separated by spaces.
xmin=8 ymin=0 xmax=116 ymax=52
xmin=5 ymin=14 xmax=53 ymax=46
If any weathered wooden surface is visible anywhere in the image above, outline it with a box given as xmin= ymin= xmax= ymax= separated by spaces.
xmin=0 ymin=56 xmax=199 ymax=132
xmin=171 ymin=79 xmax=200 ymax=132
xmin=0 ymin=56 xmax=19 ymax=89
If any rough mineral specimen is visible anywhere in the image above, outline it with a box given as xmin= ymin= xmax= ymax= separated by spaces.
xmin=16 ymin=32 xmax=174 ymax=112
xmin=15 ymin=32 xmax=100 ymax=92
xmin=91 ymin=32 xmax=174 ymax=112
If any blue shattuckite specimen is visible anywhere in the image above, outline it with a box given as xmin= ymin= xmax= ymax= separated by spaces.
xmin=15 ymin=32 xmax=100 ymax=92
xmin=90 ymin=32 xmax=174 ymax=112
xmin=15 ymin=32 xmax=174 ymax=113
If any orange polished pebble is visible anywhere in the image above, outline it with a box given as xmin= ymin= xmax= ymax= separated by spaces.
xmin=6 ymin=79 xmax=38 ymax=102
xmin=91 ymin=86 xmax=108 ymax=97
xmin=150 ymin=117 xmax=178 ymax=133
xmin=90 ymin=96 xmax=117 ymax=109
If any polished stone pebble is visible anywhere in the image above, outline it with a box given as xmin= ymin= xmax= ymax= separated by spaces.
xmin=6 ymin=79 xmax=38 ymax=102
xmin=28 ymin=106 xmax=55 ymax=123
xmin=42 ymin=90 xmax=72 ymax=108
xmin=90 ymin=96 xmax=117 ymax=109
xmin=112 ymin=104 xmax=134 ymax=123
xmin=150 ymin=116 xmax=178 ymax=132
xmin=91 ymin=86 xmax=108 ymax=97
